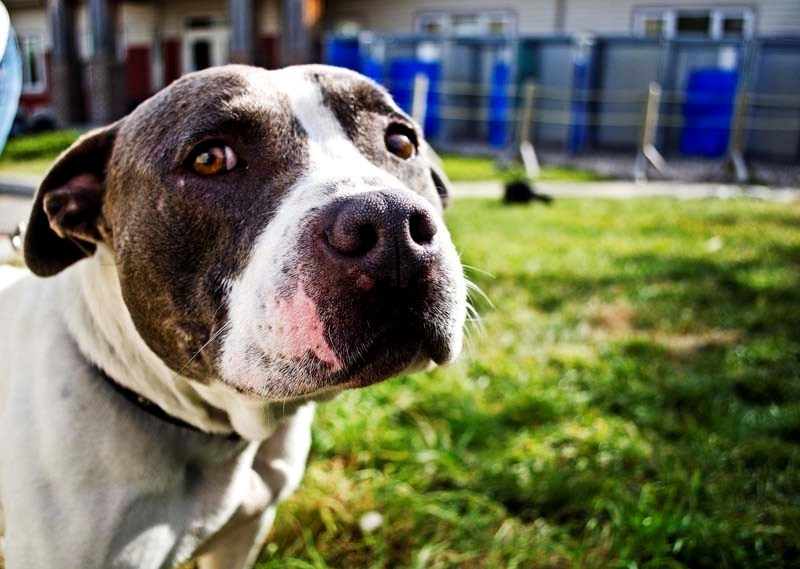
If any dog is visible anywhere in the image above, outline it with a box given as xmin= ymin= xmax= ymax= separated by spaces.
xmin=0 ymin=64 xmax=466 ymax=569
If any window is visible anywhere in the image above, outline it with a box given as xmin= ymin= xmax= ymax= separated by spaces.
xmin=642 ymin=17 xmax=664 ymax=37
xmin=634 ymin=7 xmax=754 ymax=39
xmin=452 ymin=14 xmax=481 ymax=36
xmin=676 ymin=13 xmax=712 ymax=36
xmin=417 ymin=13 xmax=448 ymax=35
xmin=720 ymin=13 xmax=748 ymax=38
xmin=415 ymin=11 xmax=516 ymax=36
xmin=19 ymin=35 xmax=46 ymax=93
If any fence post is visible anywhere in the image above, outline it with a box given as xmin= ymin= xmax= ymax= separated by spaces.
xmin=726 ymin=88 xmax=749 ymax=183
xmin=411 ymin=73 xmax=429 ymax=132
xmin=517 ymin=81 xmax=541 ymax=179
xmin=634 ymin=82 xmax=669 ymax=182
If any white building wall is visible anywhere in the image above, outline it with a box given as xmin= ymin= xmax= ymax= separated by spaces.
xmin=560 ymin=0 xmax=800 ymax=36
xmin=157 ymin=0 xmax=229 ymax=38
xmin=325 ymin=0 xmax=560 ymax=34
xmin=326 ymin=0 xmax=800 ymax=36
xmin=120 ymin=2 xmax=158 ymax=46
xmin=9 ymin=8 xmax=49 ymax=47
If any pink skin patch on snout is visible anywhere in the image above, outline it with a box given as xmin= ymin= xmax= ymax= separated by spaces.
xmin=272 ymin=285 xmax=341 ymax=371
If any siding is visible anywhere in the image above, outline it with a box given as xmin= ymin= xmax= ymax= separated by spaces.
xmin=564 ymin=0 xmax=800 ymax=36
xmin=8 ymin=8 xmax=48 ymax=48
xmin=325 ymin=0 xmax=800 ymax=36
xmin=325 ymin=0 xmax=560 ymax=34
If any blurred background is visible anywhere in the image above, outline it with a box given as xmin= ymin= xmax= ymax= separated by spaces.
xmin=1 ymin=1 xmax=799 ymax=568
xmin=2 ymin=0 xmax=800 ymax=180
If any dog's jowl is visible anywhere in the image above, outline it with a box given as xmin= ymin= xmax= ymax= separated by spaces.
xmin=0 ymin=65 xmax=466 ymax=569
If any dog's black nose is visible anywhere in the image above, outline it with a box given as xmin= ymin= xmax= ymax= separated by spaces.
xmin=320 ymin=190 xmax=439 ymax=287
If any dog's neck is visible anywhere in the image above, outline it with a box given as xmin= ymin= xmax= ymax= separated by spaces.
xmin=57 ymin=247 xmax=312 ymax=441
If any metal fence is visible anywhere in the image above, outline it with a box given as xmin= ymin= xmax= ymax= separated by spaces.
xmin=325 ymin=33 xmax=800 ymax=166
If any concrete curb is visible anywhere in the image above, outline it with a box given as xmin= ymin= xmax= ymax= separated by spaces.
xmin=0 ymin=173 xmax=40 ymax=197
xmin=1 ymin=175 xmax=799 ymax=202
xmin=451 ymin=180 xmax=800 ymax=202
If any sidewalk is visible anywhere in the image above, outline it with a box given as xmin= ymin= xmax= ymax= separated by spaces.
xmin=2 ymin=176 xmax=799 ymax=226
xmin=453 ymin=180 xmax=800 ymax=202
xmin=0 ymin=172 xmax=43 ymax=197
xmin=0 ymin=194 xmax=31 ymax=229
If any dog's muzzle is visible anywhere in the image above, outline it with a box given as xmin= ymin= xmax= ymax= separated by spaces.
xmin=293 ymin=189 xmax=461 ymax=387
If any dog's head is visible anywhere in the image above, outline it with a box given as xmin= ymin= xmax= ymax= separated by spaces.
xmin=24 ymin=65 xmax=466 ymax=399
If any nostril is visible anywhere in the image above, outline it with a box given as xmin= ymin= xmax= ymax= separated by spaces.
xmin=409 ymin=212 xmax=437 ymax=245
xmin=353 ymin=223 xmax=378 ymax=256
xmin=324 ymin=221 xmax=379 ymax=257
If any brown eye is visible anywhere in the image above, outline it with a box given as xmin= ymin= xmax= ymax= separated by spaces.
xmin=191 ymin=144 xmax=238 ymax=175
xmin=385 ymin=130 xmax=416 ymax=160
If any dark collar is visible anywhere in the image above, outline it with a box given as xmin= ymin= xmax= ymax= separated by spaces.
xmin=103 ymin=372 xmax=242 ymax=441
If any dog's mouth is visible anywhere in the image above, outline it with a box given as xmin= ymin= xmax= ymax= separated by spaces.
xmin=292 ymin=306 xmax=454 ymax=389
xmin=237 ymin=294 xmax=458 ymax=400
xmin=322 ymin=319 xmax=451 ymax=388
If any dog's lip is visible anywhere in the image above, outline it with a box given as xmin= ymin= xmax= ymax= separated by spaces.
xmin=334 ymin=346 xmax=429 ymax=390
xmin=339 ymin=365 xmax=429 ymax=390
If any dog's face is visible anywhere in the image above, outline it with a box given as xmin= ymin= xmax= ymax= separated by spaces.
xmin=24 ymin=65 xmax=466 ymax=399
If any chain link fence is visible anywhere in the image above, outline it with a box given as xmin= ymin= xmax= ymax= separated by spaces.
xmin=325 ymin=34 xmax=800 ymax=169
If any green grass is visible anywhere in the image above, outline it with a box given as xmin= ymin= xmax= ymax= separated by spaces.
xmin=0 ymin=130 xmax=81 ymax=177
xmin=0 ymin=130 xmax=80 ymax=162
xmin=0 ymin=136 xmax=602 ymax=183
xmin=259 ymin=198 xmax=800 ymax=569
xmin=439 ymin=154 xmax=606 ymax=183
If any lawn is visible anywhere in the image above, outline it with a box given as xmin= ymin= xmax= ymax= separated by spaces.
xmin=0 ymin=131 xmax=603 ymax=183
xmin=0 ymin=130 xmax=80 ymax=175
xmin=257 ymin=198 xmax=800 ymax=569
xmin=439 ymin=153 xmax=605 ymax=183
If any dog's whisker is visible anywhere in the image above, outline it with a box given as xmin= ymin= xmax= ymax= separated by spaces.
xmin=67 ymin=237 xmax=99 ymax=260
xmin=171 ymin=321 xmax=231 ymax=381
xmin=462 ymin=264 xmax=495 ymax=279
xmin=465 ymin=313 xmax=486 ymax=339
xmin=465 ymin=279 xmax=494 ymax=310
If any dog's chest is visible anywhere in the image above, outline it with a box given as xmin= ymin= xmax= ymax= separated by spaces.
xmin=103 ymin=454 xmax=261 ymax=567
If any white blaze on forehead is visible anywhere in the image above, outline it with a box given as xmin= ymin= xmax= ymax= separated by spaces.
xmin=268 ymin=67 xmax=401 ymax=186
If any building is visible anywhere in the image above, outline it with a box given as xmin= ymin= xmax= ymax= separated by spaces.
xmin=6 ymin=0 xmax=800 ymax=128
xmin=327 ymin=0 xmax=800 ymax=38
xmin=6 ymin=0 xmax=321 ymax=126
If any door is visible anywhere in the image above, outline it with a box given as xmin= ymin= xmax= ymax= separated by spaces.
xmin=183 ymin=28 xmax=229 ymax=73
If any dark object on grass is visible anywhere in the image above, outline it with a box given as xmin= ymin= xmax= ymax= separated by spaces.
xmin=503 ymin=180 xmax=553 ymax=204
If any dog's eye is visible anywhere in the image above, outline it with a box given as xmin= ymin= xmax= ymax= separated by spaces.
xmin=385 ymin=126 xmax=417 ymax=160
xmin=190 ymin=143 xmax=238 ymax=175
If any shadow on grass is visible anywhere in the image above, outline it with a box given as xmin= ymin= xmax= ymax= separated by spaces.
xmin=461 ymin=247 xmax=800 ymax=567
xmin=263 ymin=200 xmax=800 ymax=569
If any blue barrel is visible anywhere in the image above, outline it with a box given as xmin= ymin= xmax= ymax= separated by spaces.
xmin=488 ymin=61 xmax=511 ymax=148
xmin=567 ymin=59 xmax=590 ymax=155
xmin=324 ymin=36 xmax=360 ymax=71
xmin=680 ymin=69 xmax=738 ymax=158
xmin=387 ymin=58 xmax=441 ymax=137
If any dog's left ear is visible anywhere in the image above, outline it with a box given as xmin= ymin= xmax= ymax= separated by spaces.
xmin=24 ymin=122 xmax=120 ymax=277
xmin=422 ymin=143 xmax=452 ymax=209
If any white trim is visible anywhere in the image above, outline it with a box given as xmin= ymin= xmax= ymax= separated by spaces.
xmin=182 ymin=27 xmax=229 ymax=74
xmin=17 ymin=32 xmax=47 ymax=94
xmin=633 ymin=6 xmax=755 ymax=40
xmin=414 ymin=9 xmax=517 ymax=37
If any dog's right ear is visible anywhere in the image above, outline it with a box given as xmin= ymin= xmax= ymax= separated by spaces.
xmin=24 ymin=123 xmax=119 ymax=277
